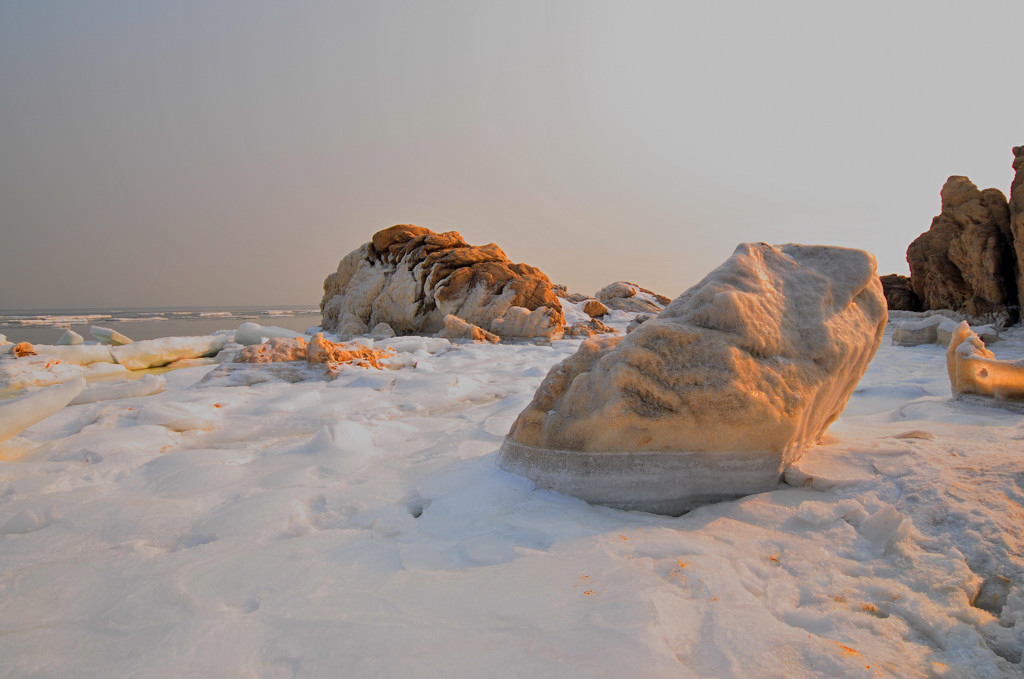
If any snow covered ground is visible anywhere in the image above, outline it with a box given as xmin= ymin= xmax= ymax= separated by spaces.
xmin=0 ymin=322 xmax=1022 ymax=678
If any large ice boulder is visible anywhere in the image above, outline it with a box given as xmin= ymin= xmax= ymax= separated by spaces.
xmin=320 ymin=225 xmax=564 ymax=340
xmin=499 ymin=243 xmax=887 ymax=514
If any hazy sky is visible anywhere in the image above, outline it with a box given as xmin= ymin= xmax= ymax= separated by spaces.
xmin=1 ymin=1 xmax=1021 ymax=310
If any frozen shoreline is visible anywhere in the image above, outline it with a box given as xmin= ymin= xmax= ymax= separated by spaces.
xmin=0 ymin=321 xmax=1022 ymax=676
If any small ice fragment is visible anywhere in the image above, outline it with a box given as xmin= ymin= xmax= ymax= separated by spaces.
xmin=859 ymin=505 xmax=908 ymax=553
xmin=56 ymin=329 xmax=84 ymax=345
xmin=90 ymin=326 xmax=133 ymax=345
xmin=234 ymin=322 xmax=307 ymax=346
xmin=370 ymin=322 xmax=396 ymax=340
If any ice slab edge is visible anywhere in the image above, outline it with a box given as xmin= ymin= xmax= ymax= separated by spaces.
xmin=497 ymin=437 xmax=785 ymax=516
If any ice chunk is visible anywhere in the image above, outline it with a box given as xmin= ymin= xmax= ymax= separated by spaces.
xmin=0 ymin=377 xmax=86 ymax=442
xmin=500 ymin=243 xmax=887 ymax=514
xmin=68 ymin=374 xmax=166 ymax=405
xmin=377 ymin=336 xmax=452 ymax=355
xmin=234 ymin=322 xmax=308 ymax=346
xmin=90 ymin=326 xmax=133 ymax=345
xmin=110 ymin=336 xmax=229 ymax=371
xmin=28 ymin=344 xmax=114 ymax=365
xmin=369 ymin=322 xmax=396 ymax=340
xmin=56 ymin=329 xmax=84 ymax=345
xmin=946 ymin=321 xmax=1024 ymax=402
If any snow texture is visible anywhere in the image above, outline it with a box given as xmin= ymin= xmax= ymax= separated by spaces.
xmin=0 ymin=316 xmax=1023 ymax=677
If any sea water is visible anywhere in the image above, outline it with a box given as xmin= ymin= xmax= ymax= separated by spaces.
xmin=0 ymin=306 xmax=321 ymax=345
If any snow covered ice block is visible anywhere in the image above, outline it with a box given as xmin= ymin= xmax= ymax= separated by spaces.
xmin=0 ymin=377 xmax=86 ymax=443
xmin=946 ymin=321 xmax=1024 ymax=405
xmin=28 ymin=344 xmax=114 ymax=365
xmin=90 ymin=326 xmax=132 ymax=345
xmin=499 ymin=243 xmax=888 ymax=515
xmin=110 ymin=336 xmax=229 ymax=370
xmin=56 ymin=329 xmax=84 ymax=345
xmin=234 ymin=322 xmax=307 ymax=346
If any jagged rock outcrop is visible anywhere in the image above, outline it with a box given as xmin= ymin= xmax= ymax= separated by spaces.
xmin=321 ymin=225 xmax=564 ymax=340
xmin=596 ymin=281 xmax=672 ymax=313
xmin=499 ymin=243 xmax=887 ymax=514
xmin=879 ymin=274 xmax=921 ymax=311
xmin=1010 ymin=146 xmax=1024 ymax=306
xmin=907 ymin=176 xmax=1017 ymax=318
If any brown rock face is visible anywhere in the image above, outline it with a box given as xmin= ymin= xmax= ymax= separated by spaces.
xmin=906 ymin=176 xmax=1016 ymax=318
xmin=321 ymin=225 xmax=565 ymax=339
xmin=879 ymin=274 xmax=921 ymax=311
xmin=1010 ymin=146 xmax=1024 ymax=307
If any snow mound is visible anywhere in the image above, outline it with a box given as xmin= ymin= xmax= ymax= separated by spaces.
xmin=500 ymin=243 xmax=887 ymax=514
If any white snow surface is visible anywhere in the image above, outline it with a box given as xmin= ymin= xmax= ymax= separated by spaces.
xmin=0 ymin=324 xmax=1022 ymax=677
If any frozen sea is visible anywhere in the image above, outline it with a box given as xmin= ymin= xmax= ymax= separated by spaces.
xmin=0 ymin=306 xmax=321 ymax=345
xmin=0 ymin=308 xmax=1023 ymax=677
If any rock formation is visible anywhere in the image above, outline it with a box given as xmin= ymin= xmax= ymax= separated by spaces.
xmin=879 ymin=274 xmax=920 ymax=311
xmin=320 ymin=225 xmax=564 ymax=340
xmin=906 ymin=175 xmax=1017 ymax=319
xmin=1010 ymin=146 xmax=1024 ymax=306
xmin=596 ymin=281 xmax=672 ymax=313
xmin=499 ymin=243 xmax=887 ymax=514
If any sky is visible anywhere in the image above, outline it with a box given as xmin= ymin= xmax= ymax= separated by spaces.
xmin=1 ymin=1 xmax=1021 ymax=310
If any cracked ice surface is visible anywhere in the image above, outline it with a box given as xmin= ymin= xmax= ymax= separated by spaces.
xmin=0 ymin=326 xmax=1022 ymax=677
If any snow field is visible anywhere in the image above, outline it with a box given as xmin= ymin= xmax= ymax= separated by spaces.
xmin=0 ymin=327 xmax=1021 ymax=676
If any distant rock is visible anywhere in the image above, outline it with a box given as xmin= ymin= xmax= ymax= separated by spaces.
xmin=879 ymin=274 xmax=921 ymax=311
xmin=906 ymin=176 xmax=1017 ymax=319
xmin=1010 ymin=146 xmax=1024 ymax=306
xmin=499 ymin=243 xmax=887 ymax=514
xmin=582 ymin=299 xmax=609 ymax=318
xmin=596 ymin=281 xmax=672 ymax=313
xmin=564 ymin=319 xmax=618 ymax=338
xmin=321 ymin=225 xmax=564 ymax=340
